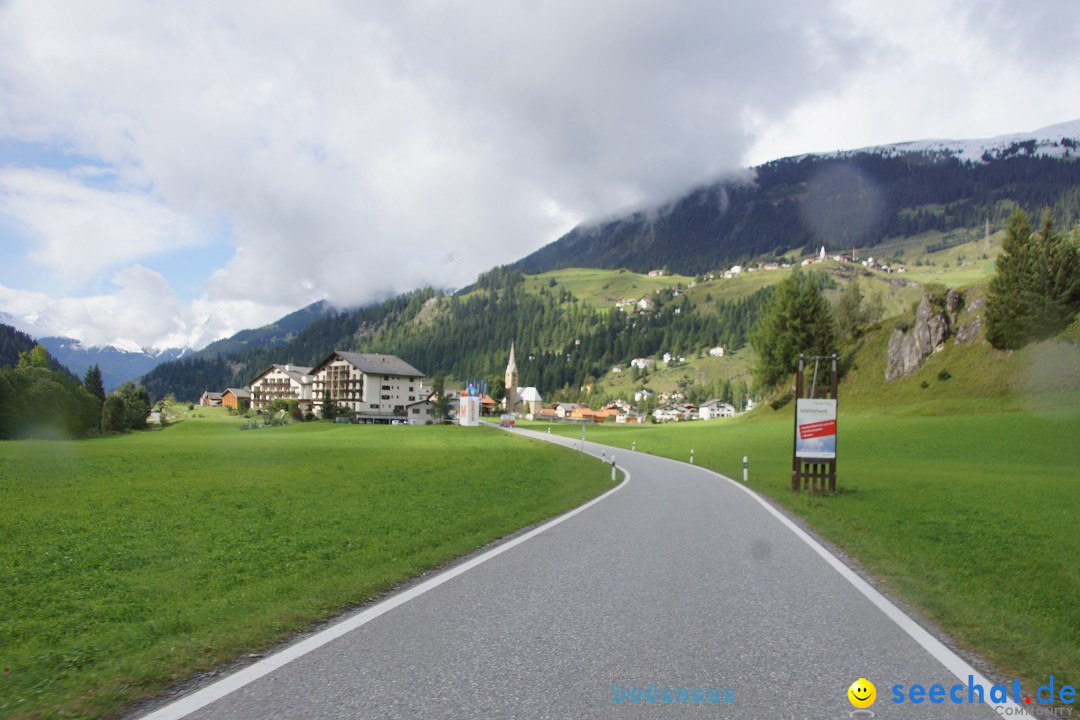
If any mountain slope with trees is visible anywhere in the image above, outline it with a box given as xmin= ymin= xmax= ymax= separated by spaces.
xmin=515 ymin=150 xmax=1080 ymax=276
xmin=142 ymin=268 xmax=778 ymax=403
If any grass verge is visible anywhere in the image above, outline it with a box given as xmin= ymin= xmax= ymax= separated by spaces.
xmin=521 ymin=404 xmax=1079 ymax=704
xmin=0 ymin=418 xmax=611 ymax=719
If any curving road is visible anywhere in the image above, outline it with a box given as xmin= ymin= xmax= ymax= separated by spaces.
xmin=135 ymin=427 xmax=1014 ymax=719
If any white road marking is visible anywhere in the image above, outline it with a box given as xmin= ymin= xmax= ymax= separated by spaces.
xmin=694 ymin=461 xmax=1024 ymax=715
xmin=137 ymin=457 xmax=629 ymax=720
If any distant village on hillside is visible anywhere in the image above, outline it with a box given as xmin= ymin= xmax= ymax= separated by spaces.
xmin=200 ymin=343 xmax=754 ymax=427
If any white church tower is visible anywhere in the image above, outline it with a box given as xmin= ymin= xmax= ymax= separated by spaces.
xmin=504 ymin=342 xmax=518 ymax=413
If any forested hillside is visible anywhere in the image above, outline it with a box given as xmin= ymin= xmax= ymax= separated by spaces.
xmin=515 ymin=152 xmax=1080 ymax=275
xmin=194 ymin=300 xmax=334 ymax=359
xmin=142 ymin=270 xmax=777 ymax=402
xmin=1 ymin=324 xmax=77 ymax=378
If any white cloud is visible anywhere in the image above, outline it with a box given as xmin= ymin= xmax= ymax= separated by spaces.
xmin=0 ymin=0 xmax=869 ymax=348
xmin=1 ymin=1 xmax=1077 ymax=349
xmin=0 ymin=167 xmax=202 ymax=289
xmin=745 ymin=0 xmax=1080 ymax=165
xmin=0 ymin=265 xmax=295 ymax=349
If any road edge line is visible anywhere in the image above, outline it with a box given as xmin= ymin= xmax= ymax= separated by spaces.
xmin=137 ymin=460 xmax=629 ymax=720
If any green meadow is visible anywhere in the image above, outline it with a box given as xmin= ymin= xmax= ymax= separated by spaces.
xmin=0 ymin=413 xmax=612 ymax=720
xmin=523 ymin=394 xmax=1080 ymax=702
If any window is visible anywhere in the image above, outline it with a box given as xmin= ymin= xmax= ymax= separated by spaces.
xmin=412 ymin=408 xmax=419 ymax=414
xmin=382 ymin=394 xmax=391 ymax=400
xmin=370 ymin=404 xmax=379 ymax=409
xmin=408 ymin=396 xmax=415 ymax=401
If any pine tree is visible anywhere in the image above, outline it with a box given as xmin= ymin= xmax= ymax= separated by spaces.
xmin=750 ymin=271 xmax=837 ymax=392
xmin=986 ymin=209 xmax=1080 ymax=349
xmin=321 ymin=389 xmax=337 ymax=421
xmin=430 ymin=373 xmax=452 ymax=423
xmin=836 ymin=275 xmax=866 ymax=340
xmin=83 ymin=364 xmax=106 ymax=403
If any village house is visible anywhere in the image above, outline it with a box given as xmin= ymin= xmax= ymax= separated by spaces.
xmin=653 ymin=404 xmax=694 ymax=422
xmin=405 ymin=395 xmax=435 ymax=424
xmin=633 ymin=388 xmax=656 ymax=403
xmin=699 ymin=399 xmax=736 ymax=420
xmin=555 ymin=402 xmax=581 ymax=418
xmin=709 ymin=346 xmax=725 ymax=357
xmin=570 ymin=406 xmax=598 ymax=422
xmin=247 ymin=364 xmax=314 ymax=412
xmin=630 ymin=358 xmax=653 ymax=370
xmin=516 ymin=387 xmax=543 ymax=416
xmin=537 ymin=407 xmax=559 ymax=421
xmin=199 ymin=391 xmax=223 ymax=407
xmin=310 ymin=351 xmax=425 ymax=423
xmin=221 ymin=387 xmax=250 ymax=410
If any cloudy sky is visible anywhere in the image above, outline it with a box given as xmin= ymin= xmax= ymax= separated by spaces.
xmin=1 ymin=0 xmax=1078 ymax=350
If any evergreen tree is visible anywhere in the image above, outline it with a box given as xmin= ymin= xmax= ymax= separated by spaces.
xmin=321 ymin=389 xmax=337 ymax=421
xmin=836 ymin=275 xmax=866 ymax=341
xmin=750 ymin=271 xmax=837 ymax=392
xmin=986 ymin=209 xmax=1080 ymax=349
xmin=430 ymin=373 xmax=453 ymax=423
xmin=83 ymin=364 xmax=106 ymax=404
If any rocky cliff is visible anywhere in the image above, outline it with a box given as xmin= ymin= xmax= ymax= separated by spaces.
xmin=886 ymin=288 xmax=983 ymax=381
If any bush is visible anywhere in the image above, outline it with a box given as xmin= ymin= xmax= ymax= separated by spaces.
xmin=937 ymin=369 xmax=952 ymax=381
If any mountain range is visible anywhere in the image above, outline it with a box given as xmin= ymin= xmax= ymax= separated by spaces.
xmin=5 ymin=121 xmax=1080 ymax=393
xmin=514 ymin=121 xmax=1080 ymax=276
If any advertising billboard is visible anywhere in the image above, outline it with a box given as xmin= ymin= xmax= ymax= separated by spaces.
xmin=795 ymin=398 xmax=837 ymax=459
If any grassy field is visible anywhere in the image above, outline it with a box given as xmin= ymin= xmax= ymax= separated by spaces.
xmin=521 ymin=394 xmax=1080 ymax=703
xmin=0 ymin=413 xmax=612 ymax=720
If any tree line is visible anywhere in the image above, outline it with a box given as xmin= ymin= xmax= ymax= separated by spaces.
xmin=1 ymin=345 xmax=152 ymax=440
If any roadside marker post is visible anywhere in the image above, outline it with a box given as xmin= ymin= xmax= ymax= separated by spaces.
xmin=743 ymin=456 xmax=748 ymax=482
xmin=690 ymin=449 xmax=694 ymax=465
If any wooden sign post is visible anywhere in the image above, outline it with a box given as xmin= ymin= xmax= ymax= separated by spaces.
xmin=791 ymin=353 xmax=838 ymax=493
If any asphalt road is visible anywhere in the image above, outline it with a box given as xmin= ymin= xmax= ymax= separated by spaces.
xmin=137 ymin=428 xmax=1015 ymax=720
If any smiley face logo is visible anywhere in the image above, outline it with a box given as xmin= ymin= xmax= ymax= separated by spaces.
xmin=847 ymin=678 xmax=876 ymax=708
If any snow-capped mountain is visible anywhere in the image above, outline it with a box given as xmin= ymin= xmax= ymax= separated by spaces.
xmin=831 ymin=119 xmax=1080 ymax=163
xmin=36 ymin=336 xmax=189 ymax=391
xmin=515 ymin=118 xmax=1080 ymax=275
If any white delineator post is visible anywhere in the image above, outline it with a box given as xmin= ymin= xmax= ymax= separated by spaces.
xmin=743 ymin=456 xmax=749 ymax=482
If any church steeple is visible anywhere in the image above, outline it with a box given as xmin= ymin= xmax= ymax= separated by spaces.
xmin=504 ymin=342 xmax=518 ymax=413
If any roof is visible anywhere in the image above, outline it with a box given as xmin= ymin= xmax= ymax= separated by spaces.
xmin=313 ymin=351 xmax=425 ymax=378
xmin=247 ymin=363 xmax=314 ymax=386
xmin=224 ymin=387 xmax=251 ymax=399
xmin=519 ymin=387 xmax=542 ymax=402
xmin=202 ymin=391 xmax=223 ymax=399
